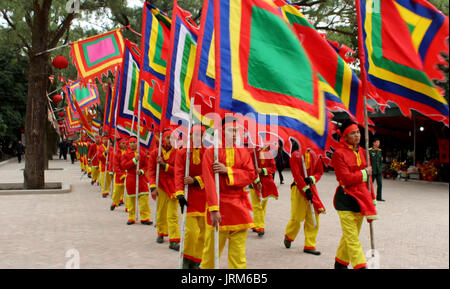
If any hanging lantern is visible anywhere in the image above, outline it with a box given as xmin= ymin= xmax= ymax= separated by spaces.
xmin=58 ymin=111 xmax=65 ymax=117
xmin=53 ymin=94 xmax=63 ymax=103
xmin=58 ymin=120 xmax=63 ymax=125
xmin=52 ymin=55 xmax=68 ymax=69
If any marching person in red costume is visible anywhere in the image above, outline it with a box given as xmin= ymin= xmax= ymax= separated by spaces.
xmin=148 ymin=129 xmax=180 ymax=251
xmin=284 ymin=142 xmax=326 ymax=255
xmin=120 ymin=136 xmax=152 ymax=225
xmin=111 ymin=138 xmax=127 ymax=211
xmin=331 ymin=120 xmax=378 ymax=269
xmin=200 ymin=117 xmax=257 ymax=269
xmin=174 ymin=124 xmax=207 ymax=269
xmin=249 ymin=145 xmax=279 ymax=237
xmin=88 ymin=135 xmax=101 ymax=186
xmin=98 ymin=136 xmax=114 ymax=197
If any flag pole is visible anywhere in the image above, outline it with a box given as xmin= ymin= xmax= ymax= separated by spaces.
xmin=154 ymin=131 xmax=163 ymax=226
xmin=213 ymin=129 xmax=220 ymax=269
xmin=178 ymin=98 xmax=195 ymax=269
xmin=355 ymin=0 xmax=376 ymax=259
xmin=135 ymin=94 xmax=143 ymax=222
xmin=301 ymin=155 xmax=317 ymax=229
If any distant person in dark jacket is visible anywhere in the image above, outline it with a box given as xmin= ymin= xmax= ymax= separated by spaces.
xmin=16 ymin=140 xmax=25 ymax=163
xmin=274 ymin=140 xmax=285 ymax=184
xmin=69 ymin=141 xmax=77 ymax=164
xmin=59 ymin=140 xmax=68 ymax=160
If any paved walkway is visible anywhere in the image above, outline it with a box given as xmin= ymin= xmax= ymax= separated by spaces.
xmin=0 ymin=158 xmax=448 ymax=269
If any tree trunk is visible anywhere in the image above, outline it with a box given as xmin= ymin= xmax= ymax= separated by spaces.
xmin=23 ymin=3 xmax=50 ymax=189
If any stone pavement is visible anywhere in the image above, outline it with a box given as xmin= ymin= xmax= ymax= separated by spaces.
xmin=0 ymin=158 xmax=448 ymax=269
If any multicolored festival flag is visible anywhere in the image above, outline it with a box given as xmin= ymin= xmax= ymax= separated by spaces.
xmin=139 ymin=2 xmax=172 ymax=129
xmin=356 ymin=0 xmax=449 ymax=126
xmin=65 ymin=87 xmax=94 ymax=140
xmin=162 ymin=1 xmax=199 ymax=130
xmin=70 ymin=29 xmax=125 ymax=82
xmin=91 ymin=118 xmax=102 ymax=136
xmin=115 ymin=40 xmax=153 ymax=149
xmin=214 ymin=0 xmax=334 ymax=156
xmin=67 ymin=81 xmax=100 ymax=112
xmin=275 ymin=0 xmax=367 ymax=125
xmin=65 ymin=105 xmax=81 ymax=129
xmin=102 ymin=78 xmax=119 ymax=135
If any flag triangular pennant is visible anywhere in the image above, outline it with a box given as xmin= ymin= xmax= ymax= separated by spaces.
xmin=70 ymin=29 xmax=125 ymax=82
xmin=356 ymin=0 xmax=449 ymax=126
xmin=214 ymin=0 xmax=335 ymax=156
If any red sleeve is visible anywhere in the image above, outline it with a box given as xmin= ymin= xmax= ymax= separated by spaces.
xmin=114 ymin=152 xmax=124 ymax=175
xmin=290 ymin=152 xmax=307 ymax=190
xmin=311 ymin=156 xmax=324 ymax=183
xmin=88 ymin=144 xmax=95 ymax=160
xmin=226 ymin=149 xmax=257 ymax=188
xmin=263 ymin=156 xmax=277 ymax=176
xmin=331 ymin=150 xmax=364 ymax=187
xmin=121 ymin=151 xmax=136 ymax=171
xmin=147 ymin=149 xmax=157 ymax=187
xmin=202 ymin=148 xmax=218 ymax=211
xmin=97 ymin=145 xmax=106 ymax=164
xmin=174 ymin=148 xmax=187 ymax=196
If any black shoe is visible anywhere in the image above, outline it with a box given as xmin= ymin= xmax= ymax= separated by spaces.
xmin=377 ymin=199 xmax=385 ymax=202
xmin=141 ymin=220 xmax=153 ymax=225
xmin=119 ymin=201 xmax=124 ymax=206
xmin=191 ymin=261 xmax=201 ymax=269
xmin=252 ymin=228 xmax=257 ymax=233
xmin=258 ymin=230 xmax=265 ymax=237
xmin=102 ymin=194 xmax=108 ymax=198
xmin=303 ymin=248 xmax=321 ymax=256
xmin=127 ymin=220 xmax=135 ymax=225
xmin=284 ymin=237 xmax=291 ymax=249
xmin=280 ymin=181 xmax=284 ymax=184
xmin=182 ymin=257 xmax=192 ymax=269
xmin=91 ymin=181 xmax=95 ymax=185
xmin=156 ymin=235 xmax=164 ymax=244
xmin=169 ymin=241 xmax=180 ymax=251
xmin=334 ymin=261 xmax=348 ymax=269
xmin=110 ymin=205 xmax=116 ymax=211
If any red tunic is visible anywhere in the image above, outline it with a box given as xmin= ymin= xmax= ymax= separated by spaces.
xmin=174 ymin=147 xmax=206 ymax=216
xmin=331 ymin=138 xmax=378 ymax=220
xmin=148 ymin=147 xmax=177 ymax=199
xmin=97 ymin=144 xmax=114 ymax=173
xmin=251 ymin=148 xmax=279 ymax=200
xmin=290 ymin=150 xmax=326 ymax=214
xmin=202 ymin=147 xmax=257 ymax=231
xmin=114 ymin=148 xmax=127 ymax=184
xmin=88 ymin=143 xmax=99 ymax=167
xmin=121 ymin=149 xmax=149 ymax=195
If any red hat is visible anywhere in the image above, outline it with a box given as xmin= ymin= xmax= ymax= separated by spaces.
xmin=127 ymin=136 xmax=137 ymax=144
xmin=118 ymin=138 xmax=127 ymax=144
xmin=101 ymin=136 xmax=108 ymax=141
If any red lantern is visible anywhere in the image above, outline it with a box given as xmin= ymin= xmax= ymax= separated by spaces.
xmin=58 ymin=120 xmax=63 ymax=125
xmin=58 ymin=111 xmax=65 ymax=117
xmin=52 ymin=55 xmax=68 ymax=69
xmin=53 ymin=94 xmax=63 ymax=103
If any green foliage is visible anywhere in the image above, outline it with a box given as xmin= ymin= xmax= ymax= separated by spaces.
xmin=0 ymin=44 xmax=28 ymax=157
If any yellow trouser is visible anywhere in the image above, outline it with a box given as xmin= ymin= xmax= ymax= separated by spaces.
xmin=284 ymin=186 xmax=320 ymax=249
xmin=87 ymin=164 xmax=92 ymax=174
xmin=112 ymin=183 xmax=125 ymax=206
xmin=201 ymin=228 xmax=248 ymax=269
xmin=250 ymin=189 xmax=268 ymax=231
xmin=91 ymin=166 xmax=100 ymax=183
xmin=76 ymin=152 xmax=80 ymax=161
xmin=80 ymin=157 xmax=85 ymax=171
xmin=183 ymin=215 xmax=206 ymax=263
xmin=156 ymin=190 xmax=180 ymax=242
xmin=126 ymin=194 xmax=151 ymax=222
xmin=335 ymin=210 xmax=367 ymax=269
xmin=100 ymin=172 xmax=113 ymax=195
